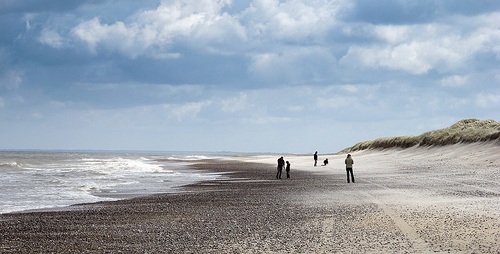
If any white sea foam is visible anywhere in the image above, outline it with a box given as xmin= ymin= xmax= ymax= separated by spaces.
xmin=0 ymin=151 xmax=225 ymax=214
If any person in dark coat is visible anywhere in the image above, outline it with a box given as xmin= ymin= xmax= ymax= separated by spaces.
xmin=322 ymin=158 xmax=328 ymax=166
xmin=276 ymin=157 xmax=285 ymax=179
xmin=314 ymin=151 xmax=318 ymax=166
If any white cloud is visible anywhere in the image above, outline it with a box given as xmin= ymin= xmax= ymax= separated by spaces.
xmin=373 ymin=25 xmax=412 ymax=44
xmin=191 ymin=12 xmax=247 ymax=50
xmin=341 ymin=16 xmax=500 ymax=74
xmin=339 ymin=84 xmax=360 ymax=93
xmin=467 ymin=26 xmax=500 ymax=56
xmin=341 ymin=40 xmax=462 ymax=74
xmin=38 ymin=28 xmax=65 ymax=48
xmin=440 ymin=75 xmax=469 ymax=88
xmin=163 ymin=101 xmax=212 ymax=121
xmin=313 ymin=83 xmax=385 ymax=111
xmin=221 ymin=92 xmax=251 ymax=112
xmin=68 ymin=0 xmax=350 ymax=58
xmin=447 ymin=98 xmax=469 ymax=109
xmin=476 ymin=93 xmax=500 ymax=108
xmin=243 ymin=0 xmax=345 ymax=41
xmin=286 ymin=105 xmax=304 ymax=112
xmin=248 ymin=46 xmax=335 ymax=83
xmin=71 ymin=18 xmax=152 ymax=57
xmin=137 ymin=0 xmax=221 ymax=39
xmin=151 ymin=52 xmax=182 ymax=59
xmin=315 ymin=96 xmax=353 ymax=110
xmin=22 ymin=13 xmax=35 ymax=30
xmin=71 ymin=0 xmax=245 ymax=58
xmin=242 ymin=115 xmax=292 ymax=125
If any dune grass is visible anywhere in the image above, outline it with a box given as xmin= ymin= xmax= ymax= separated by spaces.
xmin=342 ymin=119 xmax=500 ymax=153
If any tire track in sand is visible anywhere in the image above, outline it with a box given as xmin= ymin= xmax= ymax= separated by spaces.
xmin=359 ymin=180 xmax=432 ymax=252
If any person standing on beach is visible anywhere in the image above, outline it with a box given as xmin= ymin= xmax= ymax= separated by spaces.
xmin=285 ymin=161 xmax=291 ymax=178
xmin=276 ymin=157 xmax=285 ymax=179
xmin=345 ymin=154 xmax=355 ymax=183
xmin=314 ymin=151 xmax=318 ymax=166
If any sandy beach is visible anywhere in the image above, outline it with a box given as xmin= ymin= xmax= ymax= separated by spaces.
xmin=1 ymin=142 xmax=499 ymax=253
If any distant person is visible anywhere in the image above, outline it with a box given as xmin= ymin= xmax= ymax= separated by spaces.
xmin=322 ymin=158 xmax=328 ymax=166
xmin=285 ymin=161 xmax=291 ymax=178
xmin=345 ymin=154 xmax=355 ymax=183
xmin=276 ymin=156 xmax=285 ymax=179
xmin=314 ymin=151 xmax=318 ymax=166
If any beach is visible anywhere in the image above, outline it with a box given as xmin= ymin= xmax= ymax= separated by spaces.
xmin=1 ymin=142 xmax=499 ymax=253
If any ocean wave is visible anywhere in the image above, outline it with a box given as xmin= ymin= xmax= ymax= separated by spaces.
xmin=0 ymin=162 xmax=23 ymax=170
xmin=0 ymin=151 xmax=225 ymax=214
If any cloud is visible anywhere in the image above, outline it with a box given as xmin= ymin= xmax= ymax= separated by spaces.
xmin=440 ymin=75 xmax=469 ymax=88
xmin=71 ymin=18 xmax=153 ymax=57
xmin=340 ymin=16 xmax=500 ymax=74
xmin=342 ymin=35 xmax=459 ymax=74
xmin=164 ymin=101 xmax=212 ymax=121
xmin=315 ymin=96 xmax=354 ymax=110
xmin=70 ymin=0 xmax=246 ymax=58
xmin=476 ymin=93 xmax=500 ymax=108
xmin=67 ymin=0 xmax=349 ymax=61
xmin=339 ymin=84 xmax=361 ymax=93
xmin=0 ymin=69 xmax=25 ymax=108
xmin=242 ymin=115 xmax=292 ymax=125
xmin=242 ymin=0 xmax=345 ymax=41
xmin=0 ymin=0 xmax=498 ymax=152
xmin=373 ymin=25 xmax=412 ymax=44
xmin=221 ymin=92 xmax=251 ymax=112
xmin=248 ymin=46 xmax=336 ymax=84
xmin=38 ymin=28 xmax=65 ymax=48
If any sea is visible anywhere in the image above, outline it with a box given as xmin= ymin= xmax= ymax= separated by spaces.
xmin=0 ymin=150 xmax=229 ymax=214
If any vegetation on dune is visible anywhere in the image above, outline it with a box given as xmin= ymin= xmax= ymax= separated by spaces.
xmin=342 ymin=119 xmax=500 ymax=153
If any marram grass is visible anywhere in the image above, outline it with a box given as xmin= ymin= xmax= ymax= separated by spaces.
xmin=342 ymin=119 xmax=500 ymax=153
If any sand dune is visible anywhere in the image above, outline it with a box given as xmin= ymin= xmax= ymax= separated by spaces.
xmin=342 ymin=118 xmax=500 ymax=152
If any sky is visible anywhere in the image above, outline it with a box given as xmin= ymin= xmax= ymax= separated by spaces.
xmin=0 ymin=0 xmax=499 ymax=153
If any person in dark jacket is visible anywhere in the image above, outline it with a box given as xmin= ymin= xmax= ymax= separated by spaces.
xmin=314 ymin=151 xmax=318 ymax=166
xmin=276 ymin=157 xmax=285 ymax=179
xmin=322 ymin=158 xmax=328 ymax=166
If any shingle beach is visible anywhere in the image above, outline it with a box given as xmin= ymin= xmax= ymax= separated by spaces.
xmin=1 ymin=143 xmax=499 ymax=253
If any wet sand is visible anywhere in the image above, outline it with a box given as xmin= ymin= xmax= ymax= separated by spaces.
xmin=1 ymin=143 xmax=499 ymax=253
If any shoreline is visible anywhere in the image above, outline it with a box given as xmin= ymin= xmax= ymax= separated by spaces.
xmin=0 ymin=156 xmax=231 ymax=215
xmin=1 ymin=145 xmax=499 ymax=253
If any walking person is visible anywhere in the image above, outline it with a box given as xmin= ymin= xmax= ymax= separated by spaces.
xmin=276 ymin=156 xmax=285 ymax=179
xmin=285 ymin=161 xmax=291 ymax=178
xmin=314 ymin=151 xmax=318 ymax=166
xmin=345 ymin=154 xmax=355 ymax=183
